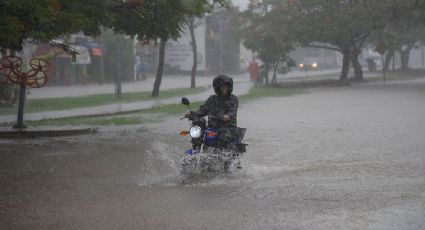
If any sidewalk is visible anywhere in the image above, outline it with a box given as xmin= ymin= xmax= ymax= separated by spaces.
xmin=0 ymin=75 xmax=254 ymax=123
xmin=28 ymin=74 xmax=251 ymax=99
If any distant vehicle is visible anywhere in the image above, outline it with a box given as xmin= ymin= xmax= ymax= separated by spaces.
xmin=298 ymin=57 xmax=319 ymax=71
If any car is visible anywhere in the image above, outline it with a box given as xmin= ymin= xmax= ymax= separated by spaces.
xmin=298 ymin=57 xmax=320 ymax=71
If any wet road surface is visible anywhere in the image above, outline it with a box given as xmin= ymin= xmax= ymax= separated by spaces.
xmin=1 ymin=78 xmax=424 ymax=229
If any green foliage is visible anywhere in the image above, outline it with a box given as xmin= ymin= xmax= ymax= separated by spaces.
xmin=241 ymin=1 xmax=295 ymax=85
xmin=110 ymin=0 xmax=230 ymax=98
xmin=286 ymin=0 xmax=390 ymax=80
xmin=242 ymin=2 xmax=294 ymax=64
xmin=371 ymin=0 xmax=425 ymax=69
xmin=0 ymin=0 xmax=51 ymax=50
xmin=290 ymin=0 xmax=388 ymax=50
xmin=0 ymin=0 xmax=114 ymax=51
xmin=241 ymin=0 xmax=425 ymax=79
xmin=0 ymin=0 xmax=231 ymax=52
xmin=111 ymin=0 xmax=231 ymax=41
xmin=112 ymin=0 xmax=189 ymax=41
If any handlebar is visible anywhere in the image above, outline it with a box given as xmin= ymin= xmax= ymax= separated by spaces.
xmin=182 ymin=112 xmax=222 ymax=121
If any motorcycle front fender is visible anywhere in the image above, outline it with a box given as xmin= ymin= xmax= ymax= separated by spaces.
xmin=191 ymin=136 xmax=203 ymax=150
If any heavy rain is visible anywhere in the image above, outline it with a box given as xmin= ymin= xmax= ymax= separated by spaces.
xmin=1 ymin=0 xmax=425 ymax=229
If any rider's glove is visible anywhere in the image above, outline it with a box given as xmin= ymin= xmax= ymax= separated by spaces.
xmin=223 ymin=114 xmax=231 ymax=122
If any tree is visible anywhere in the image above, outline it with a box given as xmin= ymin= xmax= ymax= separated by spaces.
xmin=0 ymin=0 xmax=230 ymax=100
xmin=0 ymin=0 xmax=117 ymax=107
xmin=185 ymin=1 xmax=231 ymax=88
xmin=289 ymin=0 xmax=388 ymax=81
xmin=112 ymin=0 xmax=229 ymax=97
xmin=188 ymin=17 xmax=199 ymax=89
xmin=242 ymin=0 xmax=295 ymax=86
xmin=373 ymin=0 xmax=425 ymax=71
xmin=0 ymin=0 xmax=114 ymax=52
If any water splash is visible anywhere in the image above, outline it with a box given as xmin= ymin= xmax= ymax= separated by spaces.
xmin=138 ymin=141 xmax=181 ymax=186
xmin=137 ymin=140 xmax=253 ymax=187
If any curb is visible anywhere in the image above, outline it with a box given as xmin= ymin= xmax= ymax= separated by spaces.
xmin=0 ymin=127 xmax=98 ymax=138
xmin=277 ymin=79 xmax=351 ymax=88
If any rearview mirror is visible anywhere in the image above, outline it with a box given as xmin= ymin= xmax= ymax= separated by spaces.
xmin=181 ymin=97 xmax=190 ymax=106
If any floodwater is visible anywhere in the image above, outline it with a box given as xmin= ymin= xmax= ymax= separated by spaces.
xmin=1 ymin=78 xmax=425 ymax=230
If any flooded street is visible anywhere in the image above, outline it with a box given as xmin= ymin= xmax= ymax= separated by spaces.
xmin=1 ymin=79 xmax=425 ymax=230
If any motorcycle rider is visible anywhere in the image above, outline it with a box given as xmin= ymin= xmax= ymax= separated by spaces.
xmin=185 ymin=74 xmax=239 ymax=145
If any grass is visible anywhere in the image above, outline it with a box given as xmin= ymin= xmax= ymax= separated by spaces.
xmin=366 ymin=69 xmax=425 ymax=82
xmin=16 ymin=101 xmax=206 ymax=127
xmin=1 ymin=85 xmax=299 ymax=127
xmin=0 ymin=86 xmax=207 ymax=116
xmin=18 ymin=114 xmax=163 ymax=126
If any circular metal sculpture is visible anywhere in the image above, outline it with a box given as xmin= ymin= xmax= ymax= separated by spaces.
xmin=0 ymin=56 xmax=49 ymax=87
xmin=0 ymin=56 xmax=50 ymax=128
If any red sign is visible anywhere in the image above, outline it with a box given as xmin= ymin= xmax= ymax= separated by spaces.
xmin=92 ymin=47 xmax=103 ymax=56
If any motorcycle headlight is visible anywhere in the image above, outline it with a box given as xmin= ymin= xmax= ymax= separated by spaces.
xmin=190 ymin=126 xmax=202 ymax=138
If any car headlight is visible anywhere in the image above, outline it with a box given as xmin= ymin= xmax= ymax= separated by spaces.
xmin=312 ymin=63 xmax=318 ymax=68
xmin=299 ymin=63 xmax=304 ymax=68
xmin=190 ymin=126 xmax=202 ymax=138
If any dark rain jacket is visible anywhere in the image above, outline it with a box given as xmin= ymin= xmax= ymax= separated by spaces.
xmin=194 ymin=75 xmax=238 ymax=144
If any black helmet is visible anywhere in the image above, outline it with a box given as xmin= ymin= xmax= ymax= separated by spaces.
xmin=213 ymin=75 xmax=233 ymax=95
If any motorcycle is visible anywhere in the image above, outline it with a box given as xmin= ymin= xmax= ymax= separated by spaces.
xmin=179 ymin=97 xmax=247 ymax=182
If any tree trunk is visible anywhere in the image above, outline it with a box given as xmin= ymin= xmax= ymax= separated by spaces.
xmin=264 ymin=63 xmax=270 ymax=86
xmin=384 ymin=48 xmax=395 ymax=71
xmin=399 ymin=43 xmax=414 ymax=71
xmin=340 ymin=49 xmax=350 ymax=81
xmin=392 ymin=52 xmax=396 ymax=70
xmin=152 ymin=38 xmax=166 ymax=97
xmin=351 ymin=47 xmax=363 ymax=81
xmin=400 ymin=50 xmax=411 ymax=71
xmin=271 ymin=62 xmax=278 ymax=87
xmin=115 ymin=45 xmax=122 ymax=99
xmin=189 ymin=17 xmax=197 ymax=89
